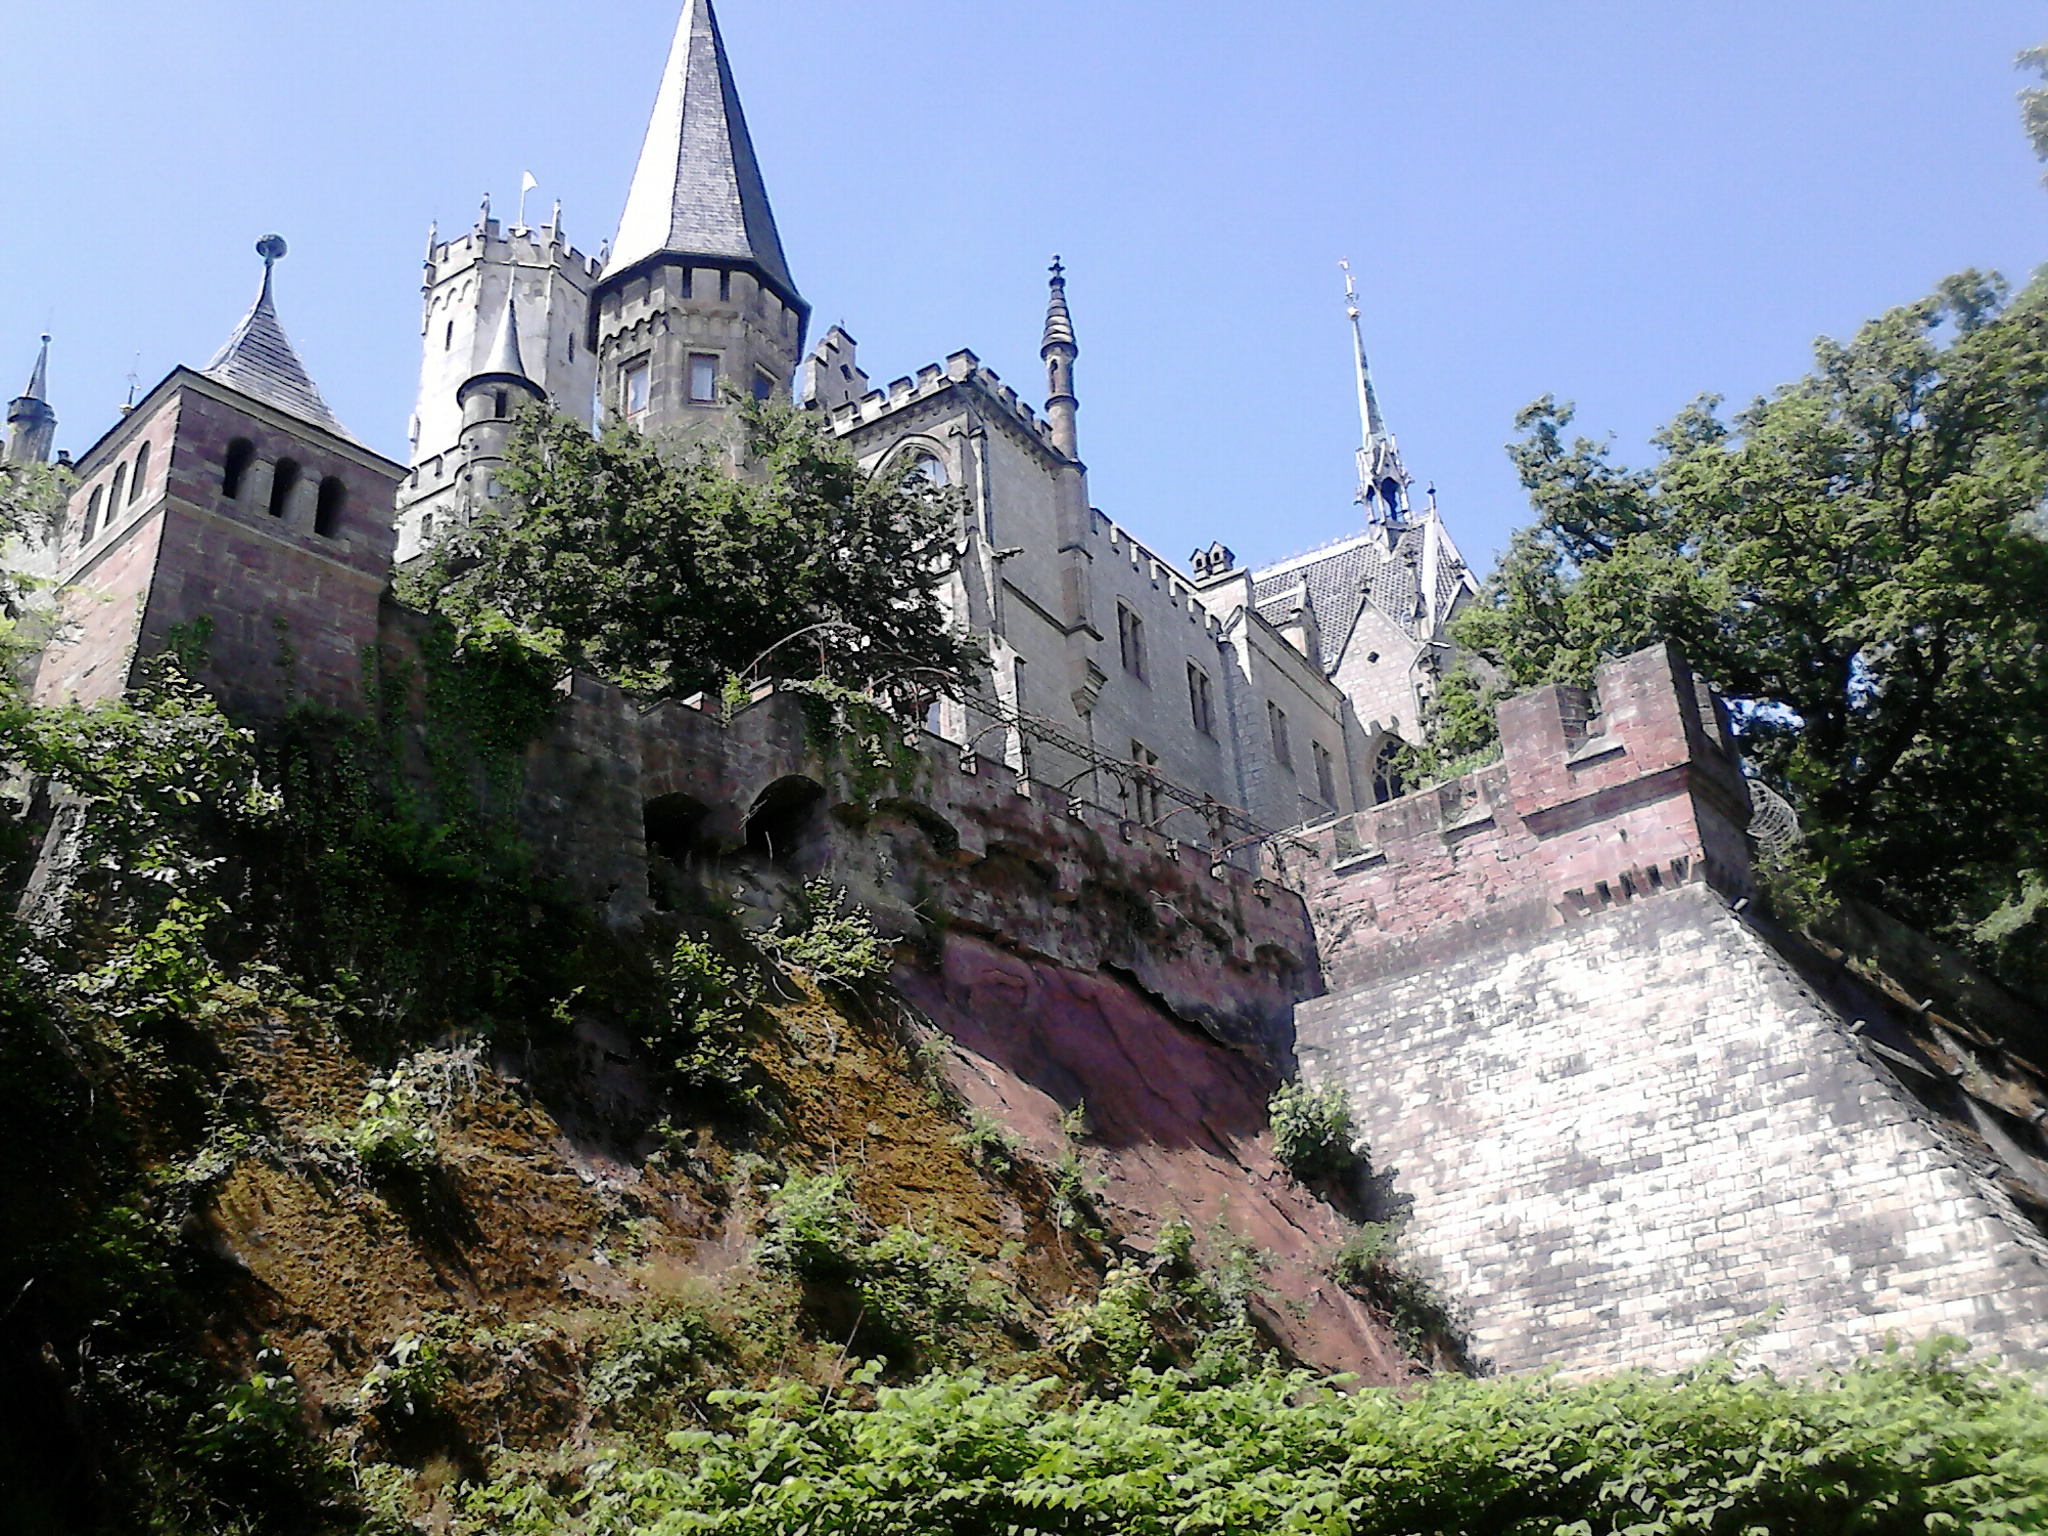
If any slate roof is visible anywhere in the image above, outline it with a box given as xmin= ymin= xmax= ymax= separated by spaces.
xmin=204 ymin=262 xmax=349 ymax=440
xmin=610 ymin=0 xmax=798 ymax=303
xmin=1250 ymin=518 xmax=1476 ymax=672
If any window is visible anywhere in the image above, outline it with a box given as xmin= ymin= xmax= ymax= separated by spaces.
xmin=687 ymin=353 xmax=718 ymax=403
xmin=1187 ymin=663 xmax=1213 ymax=736
xmin=269 ymin=458 xmax=301 ymax=519
xmin=752 ymin=370 xmax=774 ymax=402
xmin=314 ymin=476 xmax=345 ymax=538
xmin=129 ymin=442 xmax=150 ymax=503
xmin=1314 ymin=742 xmax=1336 ymax=805
xmin=82 ymin=486 xmax=102 ymax=541
xmin=1116 ymin=603 xmax=1146 ymax=680
xmin=718 ymin=270 xmax=731 ymax=302
xmin=1268 ymin=701 xmax=1292 ymax=771
xmin=444 ymin=320 xmax=454 ymax=350
xmin=108 ymin=463 xmax=127 ymax=518
xmin=1129 ymin=741 xmax=1163 ymax=823
xmin=223 ymin=437 xmax=256 ymax=499
xmin=568 ymin=335 xmax=576 ymax=361
xmin=1372 ymin=740 xmax=1404 ymax=804
xmin=622 ymin=358 xmax=650 ymax=418
xmin=898 ymin=451 xmax=946 ymax=489
xmin=493 ymin=389 xmax=509 ymax=420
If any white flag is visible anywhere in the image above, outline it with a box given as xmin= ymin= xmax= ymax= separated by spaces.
xmin=520 ymin=171 xmax=538 ymax=195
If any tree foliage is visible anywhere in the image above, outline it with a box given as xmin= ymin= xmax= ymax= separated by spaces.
xmin=399 ymin=400 xmax=978 ymax=708
xmin=2021 ymin=41 xmax=2048 ymax=173
xmin=1451 ymin=272 xmax=2048 ymax=987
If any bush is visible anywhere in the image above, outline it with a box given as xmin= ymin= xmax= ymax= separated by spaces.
xmin=654 ymin=935 xmax=761 ymax=1097
xmin=339 ymin=1043 xmax=481 ymax=1179
xmin=753 ymin=1169 xmax=864 ymax=1281
xmin=952 ymin=1109 xmax=1020 ymax=1176
xmin=356 ymin=1331 xmax=451 ymax=1428
xmin=587 ymin=1309 xmax=709 ymax=1427
xmin=760 ymin=879 xmax=893 ymax=986
xmin=1268 ymin=1079 xmax=1367 ymax=1183
xmin=1332 ymin=1221 xmax=1470 ymax=1367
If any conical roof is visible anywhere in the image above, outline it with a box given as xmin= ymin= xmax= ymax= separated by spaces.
xmin=204 ymin=236 xmax=349 ymax=439
xmin=18 ymin=335 xmax=49 ymax=403
xmin=610 ymin=0 xmax=798 ymax=303
xmin=1041 ymin=258 xmax=1076 ymax=354
xmin=478 ymin=290 xmax=530 ymax=383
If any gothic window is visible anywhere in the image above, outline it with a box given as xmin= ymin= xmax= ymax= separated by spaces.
xmin=1129 ymin=740 xmax=1162 ymax=823
xmin=894 ymin=450 xmax=945 ymax=490
xmin=1372 ymin=739 xmax=1404 ymax=804
xmin=314 ymin=477 xmax=345 ymax=538
xmin=1117 ymin=603 xmax=1146 ymax=681
xmin=108 ymin=463 xmax=127 ymax=520
xmin=269 ymin=458 xmax=301 ymax=520
xmin=82 ymin=486 xmax=102 ymax=542
xmin=753 ymin=370 xmax=774 ymax=402
xmin=622 ymin=358 xmax=650 ymax=419
xmin=129 ymin=442 xmax=150 ymax=503
xmin=1268 ymin=702 xmax=1292 ymax=772
xmin=687 ymin=353 xmax=718 ymax=403
xmin=223 ymin=438 xmax=256 ymax=499
xmin=1187 ymin=662 xmax=1213 ymax=736
xmin=1314 ymin=741 xmax=1336 ymax=805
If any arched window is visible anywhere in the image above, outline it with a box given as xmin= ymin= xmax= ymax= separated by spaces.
xmin=269 ymin=458 xmax=301 ymax=520
xmin=1379 ymin=478 xmax=1403 ymax=515
xmin=314 ymin=476 xmax=345 ymax=538
xmin=223 ymin=438 xmax=256 ymax=499
xmin=82 ymin=486 xmax=103 ymax=542
xmin=108 ymin=463 xmax=127 ymax=518
xmin=897 ymin=450 xmax=946 ymax=489
xmin=1372 ymin=740 xmax=1404 ymax=805
xmin=493 ymin=389 xmax=509 ymax=420
xmin=129 ymin=441 xmax=150 ymax=503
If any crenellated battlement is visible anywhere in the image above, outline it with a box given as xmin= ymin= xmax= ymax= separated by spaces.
xmin=825 ymin=348 xmax=1059 ymax=451
xmin=1289 ymin=643 xmax=1755 ymax=990
xmin=424 ymin=217 xmax=605 ymax=288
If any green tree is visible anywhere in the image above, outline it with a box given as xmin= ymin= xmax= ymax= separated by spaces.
xmin=398 ymin=400 xmax=978 ymax=708
xmin=1453 ymin=272 xmax=2048 ymax=986
xmin=2021 ymin=40 xmax=2048 ymax=171
xmin=0 ymin=462 xmax=68 ymax=669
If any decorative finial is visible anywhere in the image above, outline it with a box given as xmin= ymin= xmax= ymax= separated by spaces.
xmin=480 ymin=191 xmax=492 ymax=229
xmin=256 ymin=233 xmax=287 ymax=268
xmin=1050 ymin=254 xmax=1065 ymax=282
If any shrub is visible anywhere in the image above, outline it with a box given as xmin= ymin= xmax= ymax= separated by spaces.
xmin=1331 ymin=1221 xmax=1469 ymax=1367
xmin=1268 ymin=1079 xmax=1367 ymax=1183
xmin=754 ymin=1169 xmax=863 ymax=1281
xmin=356 ymin=1331 xmax=451 ymax=1427
xmin=761 ymin=880 xmax=892 ymax=986
xmin=587 ymin=1309 xmax=709 ymax=1427
xmin=340 ymin=1043 xmax=481 ymax=1179
xmin=654 ymin=935 xmax=760 ymax=1097
xmin=951 ymin=1109 xmax=1020 ymax=1176
xmin=1052 ymin=1263 xmax=1164 ymax=1374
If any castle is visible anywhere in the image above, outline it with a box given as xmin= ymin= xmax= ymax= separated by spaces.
xmin=11 ymin=0 xmax=2048 ymax=1375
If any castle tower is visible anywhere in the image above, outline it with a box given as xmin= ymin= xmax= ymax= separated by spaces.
xmin=6 ymin=335 xmax=56 ymax=465
xmin=594 ymin=0 xmax=809 ymax=442
xmin=1041 ymin=258 xmax=1079 ymax=460
xmin=1342 ymin=260 xmax=1409 ymax=525
xmin=398 ymin=198 xmax=601 ymax=559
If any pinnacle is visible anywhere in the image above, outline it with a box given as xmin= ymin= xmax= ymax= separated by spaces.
xmin=204 ymin=236 xmax=351 ymax=440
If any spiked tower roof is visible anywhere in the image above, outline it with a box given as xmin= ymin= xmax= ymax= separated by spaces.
xmin=609 ymin=0 xmax=800 ymax=309
xmin=204 ymin=236 xmax=351 ymax=440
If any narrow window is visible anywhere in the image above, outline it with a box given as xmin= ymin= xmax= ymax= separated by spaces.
xmin=1372 ymin=740 xmax=1404 ymax=804
xmin=1129 ymin=741 xmax=1163 ymax=823
xmin=1268 ymin=702 xmax=1291 ymax=771
xmin=269 ymin=457 xmax=301 ymax=519
xmin=494 ymin=389 xmax=509 ymax=419
xmin=1314 ymin=742 xmax=1336 ymax=805
xmin=1116 ymin=603 xmax=1146 ymax=680
xmin=752 ymin=369 xmax=774 ymax=402
xmin=568 ymin=335 xmax=576 ymax=361
xmin=420 ymin=512 xmax=434 ymax=542
xmin=82 ymin=486 xmax=103 ymax=541
xmin=444 ymin=320 xmax=454 ymax=350
xmin=314 ymin=476 xmax=345 ymax=538
xmin=718 ymin=269 xmax=731 ymax=301
xmin=1187 ymin=663 xmax=1213 ymax=736
xmin=687 ymin=353 xmax=718 ymax=403
xmin=680 ymin=269 xmax=693 ymax=299
xmin=108 ymin=463 xmax=127 ymax=518
xmin=223 ymin=437 xmax=256 ymax=499
xmin=129 ymin=441 xmax=150 ymax=503
xmin=623 ymin=359 xmax=650 ymax=418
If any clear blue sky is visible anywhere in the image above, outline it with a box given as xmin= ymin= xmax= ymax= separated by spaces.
xmin=2 ymin=2 xmax=2043 ymax=574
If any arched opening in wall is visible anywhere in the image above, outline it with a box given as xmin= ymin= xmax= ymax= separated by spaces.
xmin=1372 ymin=740 xmax=1405 ymax=805
xmin=222 ymin=438 xmax=256 ymax=499
xmin=742 ymin=776 xmax=825 ymax=867
xmin=129 ymin=441 xmax=150 ymax=503
xmin=1379 ymin=478 xmax=1402 ymax=514
xmin=108 ymin=463 xmax=127 ymax=518
xmin=82 ymin=486 xmax=102 ymax=542
xmin=314 ymin=477 xmax=346 ymax=538
xmin=493 ymin=390 xmax=509 ymax=420
xmin=890 ymin=449 xmax=946 ymax=490
xmin=645 ymin=792 xmax=714 ymax=911
xmin=269 ymin=458 xmax=301 ymax=520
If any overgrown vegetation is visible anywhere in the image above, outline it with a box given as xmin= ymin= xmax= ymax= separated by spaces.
xmin=1269 ymin=1078 xmax=1368 ymax=1184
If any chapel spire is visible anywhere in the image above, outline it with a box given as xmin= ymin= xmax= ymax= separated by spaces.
xmin=1342 ymin=260 xmax=1409 ymax=526
xmin=5 ymin=334 xmax=56 ymax=465
xmin=205 ymin=235 xmax=351 ymax=441
xmin=1041 ymin=257 xmax=1080 ymax=460
xmin=609 ymin=0 xmax=800 ymax=308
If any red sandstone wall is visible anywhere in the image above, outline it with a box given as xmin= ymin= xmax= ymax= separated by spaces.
xmin=1293 ymin=645 xmax=1754 ymax=988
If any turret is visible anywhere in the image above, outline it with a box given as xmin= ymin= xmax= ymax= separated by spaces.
xmin=6 ymin=335 xmax=57 ymax=465
xmin=1041 ymin=258 xmax=1079 ymax=460
xmin=593 ymin=0 xmax=809 ymax=443
xmin=398 ymin=195 xmax=601 ymax=559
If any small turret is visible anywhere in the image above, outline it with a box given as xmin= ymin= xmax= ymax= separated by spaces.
xmin=1041 ymin=257 xmax=1079 ymax=461
xmin=6 ymin=335 xmax=57 ymax=465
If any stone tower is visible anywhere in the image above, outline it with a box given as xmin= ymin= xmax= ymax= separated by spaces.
xmin=397 ymin=201 xmax=601 ymax=560
xmin=6 ymin=335 xmax=56 ymax=465
xmin=594 ymin=0 xmax=809 ymax=444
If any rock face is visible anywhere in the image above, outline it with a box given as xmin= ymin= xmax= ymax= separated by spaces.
xmin=1294 ymin=645 xmax=2048 ymax=1373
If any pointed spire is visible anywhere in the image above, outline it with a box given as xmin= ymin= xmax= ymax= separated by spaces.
xmin=1041 ymin=257 xmax=1080 ymax=460
xmin=610 ymin=0 xmax=799 ymax=305
xmin=5 ymin=334 xmax=57 ymax=465
xmin=482 ymin=290 xmax=530 ymax=383
xmin=204 ymin=235 xmax=351 ymax=439
xmin=1042 ymin=256 xmax=1077 ymax=353
xmin=1340 ymin=260 xmax=1408 ymax=526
